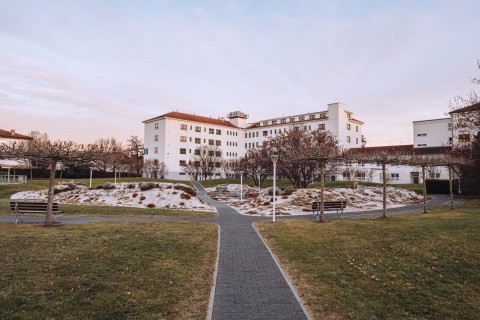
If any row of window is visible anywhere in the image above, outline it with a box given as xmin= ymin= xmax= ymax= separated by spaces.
xmin=179 ymin=160 xmax=222 ymax=167
xmin=153 ymin=122 xmax=240 ymax=137
xmin=260 ymin=113 xmax=327 ymax=126
xmin=246 ymin=124 xmax=327 ymax=139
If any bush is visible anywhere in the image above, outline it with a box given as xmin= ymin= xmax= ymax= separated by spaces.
xmin=146 ymin=203 xmax=156 ymax=208
xmin=132 ymin=192 xmax=138 ymax=198
xmin=180 ymin=193 xmax=191 ymax=200
xmin=103 ymin=182 xmax=116 ymax=190
xmin=268 ymin=187 xmax=281 ymax=196
xmin=139 ymin=182 xmax=156 ymax=191
xmin=174 ymin=185 xmax=197 ymax=196
xmin=140 ymin=196 xmax=146 ymax=201
xmin=96 ymin=185 xmax=103 ymax=190
xmin=425 ymin=179 xmax=459 ymax=194
xmin=127 ymin=183 xmax=136 ymax=189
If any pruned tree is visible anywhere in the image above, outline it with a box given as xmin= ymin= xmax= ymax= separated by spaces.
xmin=92 ymin=138 xmax=126 ymax=178
xmin=0 ymin=133 xmax=102 ymax=225
xmin=349 ymin=145 xmax=410 ymax=218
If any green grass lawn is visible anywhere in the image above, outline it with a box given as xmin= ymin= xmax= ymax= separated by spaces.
xmin=0 ymin=221 xmax=217 ymax=320
xmin=256 ymin=201 xmax=480 ymax=319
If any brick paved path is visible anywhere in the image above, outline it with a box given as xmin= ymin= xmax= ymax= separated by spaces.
xmin=192 ymin=181 xmax=310 ymax=320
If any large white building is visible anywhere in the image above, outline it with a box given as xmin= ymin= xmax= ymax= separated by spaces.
xmin=143 ymin=102 xmax=365 ymax=180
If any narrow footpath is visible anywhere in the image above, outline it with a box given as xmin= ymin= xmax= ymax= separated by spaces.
xmin=192 ymin=181 xmax=309 ymax=320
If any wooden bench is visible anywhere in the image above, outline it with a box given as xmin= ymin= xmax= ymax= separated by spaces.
xmin=312 ymin=200 xmax=347 ymax=220
xmin=10 ymin=201 xmax=61 ymax=223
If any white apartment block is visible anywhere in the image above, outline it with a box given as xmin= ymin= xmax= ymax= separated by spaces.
xmin=413 ymin=118 xmax=452 ymax=148
xmin=143 ymin=102 xmax=365 ymax=180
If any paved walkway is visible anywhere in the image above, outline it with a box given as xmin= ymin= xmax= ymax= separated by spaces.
xmin=192 ymin=181 xmax=309 ymax=320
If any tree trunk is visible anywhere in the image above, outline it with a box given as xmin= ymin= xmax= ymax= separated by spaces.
xmin=382 ymin=162 xmax=388 ymax=218
xmin=320 ymin=159 xmax=325 ymax=223
xmin=449 ymin=165 xmax=454 ymax=210
xmin=422 ymin=165 xmax=427 ymax=214
xmin=45 ymin=161 xmax=57 ymax=225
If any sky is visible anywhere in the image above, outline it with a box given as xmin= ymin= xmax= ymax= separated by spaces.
xmin=1 ymin=0 xmax=479 ymax=146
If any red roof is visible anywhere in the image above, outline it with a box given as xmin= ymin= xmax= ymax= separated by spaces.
xmin=143 ymin=111 xmax=239 ymax=128
xmin=348 ymin=145 xmax=451 ymax=155
xmin=0 ymin=129 xmax=32 ymax=140
xmin=449 ymin=102 xmax=480 ymax=114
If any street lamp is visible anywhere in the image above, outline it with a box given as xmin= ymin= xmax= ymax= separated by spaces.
xmin=239 ymin=170 xmax=244 ymax=202
xmin=271 ymin=153 xmax=279 ymax=223
xmin=89 ymin=167 xmax=94 ymax=189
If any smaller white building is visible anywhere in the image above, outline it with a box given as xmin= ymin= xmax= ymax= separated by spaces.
xmin=413 ymin=118 xmax=452 ymax=148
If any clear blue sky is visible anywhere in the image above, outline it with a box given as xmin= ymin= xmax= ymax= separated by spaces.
xmin=1 ymin=0 xmax=479 ymax=146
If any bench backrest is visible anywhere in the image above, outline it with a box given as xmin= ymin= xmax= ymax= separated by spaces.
xmin=10 ymin=202 xmax=60 ymax=213
xmin=312 ymin=201 xmax=347 ymax=210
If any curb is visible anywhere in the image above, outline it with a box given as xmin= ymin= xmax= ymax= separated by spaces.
xmin=206 ymin=224 xmax=220 ymax=320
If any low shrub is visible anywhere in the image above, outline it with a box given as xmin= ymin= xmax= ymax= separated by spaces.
xmin=140 ymin=196 xmax=146 ymax=201
xmin=139 ymin=182 xmax=156 ymax=191
xmin=146 ymin=203 xmax=156 ymax=208
xmin=179 ymin=202 xmax=185 ymax=206
xmin=268 ymin=187 xmax=281 ymax=196
xmin=127 ymin=183 xmax=136 ymax=189
xmin=103 ymin=182 xmax=115 ymax=190
xmin=174 ymin=185 xmax=197 ymax=196
xmin=132 ymin=192 xmax=138 ymax=198
xmin=180 ymin=193 xmax=191 ymax=200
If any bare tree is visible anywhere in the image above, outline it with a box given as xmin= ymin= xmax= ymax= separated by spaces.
xmin=236 ymin=147 xmax=272 ymax=187
xmin=349 ymin=145 xmax=410 ymax=218
xmin=126 ymin=136 xmax=144 ymax=177
xmin=0 ymin=133 xmax=101 ymax=225
xmin=183 ymin=145 xmax=224 ymax=180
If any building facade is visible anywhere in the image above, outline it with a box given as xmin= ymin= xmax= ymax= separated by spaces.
xmin=143 ymin=102 xmax=365 ymax=180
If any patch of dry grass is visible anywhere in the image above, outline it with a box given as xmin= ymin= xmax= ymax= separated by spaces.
xmin=256 ymin=201 xmax=480 ymax=319
xmin=0 ymin=221 xmax=217 ymax=319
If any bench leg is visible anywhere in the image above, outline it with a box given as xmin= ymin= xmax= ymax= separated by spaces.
xmin=15 ymin=212 xmax=23 ymax=224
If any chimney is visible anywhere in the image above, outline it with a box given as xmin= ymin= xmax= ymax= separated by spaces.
xmin=10 ymin=129 xmax=15 ymax=136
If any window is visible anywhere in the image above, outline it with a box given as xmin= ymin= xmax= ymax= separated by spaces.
xmin=449 ymin=137 xmax=453 ymax=144
xmin=208 ymin=151 xmax=214 ymax=156
xmin=281 ymin=118 xmax=286 ymax=124
xmin=293 ymin=126 xmax=299 ymax=131
xmin=180 ymin=136 xmax=187 ymax=142
xmin=245 ymin=133 xmax=247 ymax=138
xmin=272 ymin=120 xmax=277 ymax=125
xmin=248 ymin=132 xmax=252 ymax=138
xmin=356 ymin=126 xmax=359 ymax=132
xmin=208 ymin=139 xmax=214 ymax=145
xmin=448 ymin=123 xmax=452 ymax=131
xmin=263 ymin=121 xmax=268 ymax=126
xmin=215 ymin=151 xmax=221 ymax=157
xmin=417 ymin=133 xmax=427 ymax=137
xmin=262 ymin=130 xmax=268 ymax=137
xmin=318 ymin=124 xmax=325 ymax=130
xmin=417 ymin=144 xmax=427 ymax=147
xmin=458 ymin=134 xmax=470 ymax=144
xmin=358 ymin=161 xmax=365 ymax=167
xmin=390 ymin=173 xmax=399 ymax=181
xmin=355 ymin=172 xmax=366 ymax=180
xmin=154 ymin=135 xmax=158 ymax=141
xmin=299 ymin=116 xmax=304 ymax=121
xmin=216 ymin=129 xmax=221 ymax=135
xmin=179 ymin=172 xmax=186 ymax=175
xmin=179 ymin=160 xmax=186 ymax=166
xmin=343 ymin=172 xmax=350 ymax=180
xmin=195 ymin=149 xmax=201 ymax=155
xmin=195 ymin=138 xmax=201 ymax=144
xmin=319 ymin=113 xmax=326 ymax=118
xmin=309 ymin=115 xmax=315 ymax=120
xmin=154 ymin=147 xmax=158 ymax=154
xmin=209 ymin=128 xmax=214 ymax=134
xmin=347 ymin=113 xmax=351 ymax=119
xmin=346 ymin=136 xmax=351 ymax=143
xmin=195 ymin=126 xmax=201 ymax=132
xmin=180 ymin=124 xmax=187 ymax=130
xmin=290 ymin=117 xmax=295 ymax=122
xmin=356 ymin=138 xmax=359 ymax=144
xmin=154 ymin=123 xmax=159 ymax=129
xmin=216 ymin=140 xmax=221 ymax=146
xmin=144 ymin=148 xmax=148 ymax=155
xmin=345 ymin=161 xmax=352 ymax=167
xmin=347 ymin=124 xmax=351 ymax=130
xmin=180 ymin=148 xmax=186 ymax=154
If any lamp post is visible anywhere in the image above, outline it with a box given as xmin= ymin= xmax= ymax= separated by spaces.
xmin=89 ymin=167 xmax=93 ymax=189
xmin=271 ymin=153 xmax=279 ymax=223
xmin=239 ymin=170 xmax=244 ymax=202
xmin=257 ymin=166 xmax=261 ymax=195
